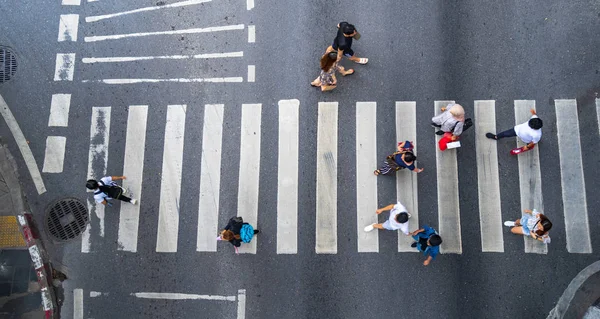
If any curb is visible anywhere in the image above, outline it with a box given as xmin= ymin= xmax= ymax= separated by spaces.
xmin=547 ymin=261 xmax=600 ymax=319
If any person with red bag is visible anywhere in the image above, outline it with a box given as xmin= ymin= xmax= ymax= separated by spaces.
xmin=431 ymin=103 xmax=473 ymax=151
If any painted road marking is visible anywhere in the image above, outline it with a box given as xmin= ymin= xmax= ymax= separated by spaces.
xmin=555 ymin=99 xmax=592 ymax=253
xmin=277 ymin=100 xmax=299 ymax=254
xmin=316 ymin=102 xmax=338 ymax=254
xmin=82 ymin=52 xmax=243 ymax=63
xmin=156 ymin=105 xmax=187 ymax=253
xmin=54 ymin=53 xmax=76 ymax=81
xmin=247 ymin=0 xmax=254 ymax=10
xmin=356 ymin=102 xmax=378 ymax=253
xmin=48 ymin=94 xmax=71 ymax=127
xmin=237 ymin=289 xmax=246 ymax=319
xmin=73 ymin=289 xmax=83 ymax=319
xmin=58 ymin=14 xmax=79 ymax=42
xmin=0 ymin=94 xmax=46 ymax=194
xmin=117 ymin=106 xmax=148 ymax=253
xmin=197 ymin=104 xmax=224 ymax=252
xmin=42 ymin=136 xmax=66 ymax=173
xmin=83 ymin=107 xmax=111 ymax=253
xmin=82 ymin=77 xmax=243 ymax=84
xmin=247 ymin=65 xmax=255 ymax=82
xmin=62 ymin=0 xmax=81 ymax=5
xmin=84 ymin=24 xmax=245 ymax=42
xmin=597 ymin=99 xmax=600 ymax=135
xmin=435 ymin=100 xmax=462 ymax=254
xmin=515 ymin=100 xmax=547 ymax=254
xmin=237 ymin=104 xmax=262 ymax=254
xmin=396 ymin=101 xmax=418 ymax=252
xmin=85 ymin=0 xmax=211 ymax=23
xmin=248 ymin=25 xmax=255 ymax=43
xmin=132 ymin=292 xmax=236 ymax=301
xmin=474 ymin=100 xmax=504 ymax=252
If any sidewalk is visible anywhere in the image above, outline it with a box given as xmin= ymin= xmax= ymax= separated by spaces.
xmin=0 ymin=141 xmax=45 ymax=318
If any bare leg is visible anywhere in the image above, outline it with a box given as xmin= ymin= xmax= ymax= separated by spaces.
xmin=510 ymin=226 xmax=526 ymax=235
xmin=337 ymin=65 xmax=354 ymax=76
xmin=373 ymin=224 xmax=384 ymax=229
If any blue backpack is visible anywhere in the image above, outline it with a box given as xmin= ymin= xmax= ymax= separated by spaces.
xmin=240 ymin=224 xmax=255 ymax=243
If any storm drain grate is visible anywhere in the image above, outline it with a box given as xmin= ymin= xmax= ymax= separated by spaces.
xmin=0 ymin=47 xmax=17 ymax=83
xmin=46 ymin=198 xmax=88 ymax=242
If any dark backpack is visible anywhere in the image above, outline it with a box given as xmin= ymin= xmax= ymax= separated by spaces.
xmin=96 ymin=181 xmax=122 ymax=199
xmin=453 ymin=118 xmax=473 ymax=133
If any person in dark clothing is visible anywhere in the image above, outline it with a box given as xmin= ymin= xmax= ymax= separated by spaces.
xmin=325 ymin=22 xmax=368 ymax=64
xmin=218 ymin=217 xmax=260 ymax=254
xmin=410 ymin=225 xmax=442 ymax=266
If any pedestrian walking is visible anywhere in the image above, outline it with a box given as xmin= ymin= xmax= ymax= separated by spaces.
xmin=310 ymin=52 xmax=354 ymax=92
xmin=374 ymin=140 xmax=424 ymax=175
xmin=363 ymin=201 xmax=411 ymax=235
xmin=431 ymin=103 xmax=472 ymax=137
xmin=504 ymin=209 xmax=552 ymax=244
xmin=410 ymin=225 xmax=442 ymax=266
xmin=217 ymin=216 xmax=260 ymax=254
xmin=326 ymin=22 xmax=368 ymax=65
xmin=86 ymin=176 xmax=138 ymax=206
xmin=486 ymin=108 xmax=542 ymax=153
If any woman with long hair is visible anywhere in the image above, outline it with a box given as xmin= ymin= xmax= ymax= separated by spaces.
xmin=374 ymin=140 xmax=424 ymax=175
xmin=311 ymin=52 xmax=354 ymax=92
xmin=504 ymin=209 xmax=552 ymax=243
xmin=218 ymin=216 xmax=260 ymax=254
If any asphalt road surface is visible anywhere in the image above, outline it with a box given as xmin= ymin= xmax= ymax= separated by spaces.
xmin=1 ymin=1 xmax=600 ymax=318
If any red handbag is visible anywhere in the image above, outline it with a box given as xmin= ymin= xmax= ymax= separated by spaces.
xmin=438 ymin=133 xmax=455 ymax=151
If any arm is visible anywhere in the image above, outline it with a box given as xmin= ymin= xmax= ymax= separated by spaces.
xmin=411 ymin=228 xmax=425 ymax=236
xmin=423 ymin=255 xmax=433 ymax=266
xmin=530 ymin=109 xmax=536 ymax=116
xmin=111 ymin=175 xmax=127 ymax=181
xmin=336 ymin=49 xmax=343 ymax=62
xmin=376 ymin=204 xmax=396 ymax=214
xmin=413 ymin=167 xmax=424 ymax=173
xmin=522 ymin=142 xmax=535 ymax=150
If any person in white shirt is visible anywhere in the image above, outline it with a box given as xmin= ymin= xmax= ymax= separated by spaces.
xmin=86 ymin=175 xmax=138 ymax=206
xmin=363 ymin=201 xmax=411 ymax=235
xmin=485 ymin=108 xmax=542 ymax=151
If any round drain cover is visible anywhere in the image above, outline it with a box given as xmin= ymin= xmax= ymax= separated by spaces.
xmin=0 ymin=47 xmax=17 ymax=83
xmin=46 ymin=198 xmax=88 ymax=242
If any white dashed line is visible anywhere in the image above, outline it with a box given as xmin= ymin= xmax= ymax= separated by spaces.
xmin=247 ymin=65 xmax=255 ymax=82
xmin=54 ymin=54 xmax=76 ymax=81
xmin=84 ymin=25 xmax=245 ymax=42
xmin=82 ymin=52 xmax=243 ymax=63
xmin=58 ymin=14 xmax=79 ymax=42
xmin=248 ymin=25 xmax=255 ymax=43
xmin=48 ymin=94 xmax=71 ymax=127
xmin=85 ymin=0 xmax=212 ymax=23
xmin=82 ymin=77 xmax=243 ymax=84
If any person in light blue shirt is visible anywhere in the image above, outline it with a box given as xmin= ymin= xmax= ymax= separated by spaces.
xmin=410 ymin=225 xmax=442 ymax=266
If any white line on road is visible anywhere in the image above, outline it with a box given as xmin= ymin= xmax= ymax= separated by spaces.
xmin=197 ymin=104 xmax=224 ymax=252
xmin=247 ymin=65 xmax=255 ymax=82
xmin=277 ymin=100 xmax=299 ymax=254
xmin=156 ymin=105 xmax=187 ymax=253
xmin=83 ymin=107 xmax=111 ymax=253
xmin=555 ymin=99 xmax=592 ymax=254
xmin=85 ymin=0 xmax=211 ymax=22
xmin=237 ymin=104 xmax=261 ymax=254
xmin=132 ymin=292 xmax=236 ymax=301
xmin=356 ymin=102 xmax=378 ymax=253
xmin=395 ymin=101 xmax=418 ymax=252
xmin=248 ymin=25 xmax=255 ymax=43
xmin=42 ymin=136 xmax=66 ymax=173
xmin=515 ymin=100 xmax=547 ymax=254
xmin=596 ymin=99 xmax=600 ymax=136
xmin=247 ymin=0 xmax=254 ymax=10
xmin=84 ymin=24 xmax=245 ymax=42
xmin=82 ymin=52 xmax=243 ymax=63
xmin=316 ymin=102 xmax=338 ymax=254
xmin=474 ymin=100 xmax=504 ymax=252
xmin=0 ymin=94 xmax=46 ymax=194
xmin=54 ymin=53 xmax=76 ymax=81
xmin=58 ymin=14 xmax=79 ymax=42
xmin=48 ymin=94 xmax=71 ymax=127
xmin=118 ymin=106 xmax=148 ymax=253
xmin=435 ymin=100 xmax=462 ymax=254
xmin=82 ymin=77 xmax=243 ymax=84
xmin=237 ymin=289 xmax=246 ymax=319
xmin=74 ymin=289 xmax=83 ymax=319
xmin=62 ymin=0 xmax=81 ymax=5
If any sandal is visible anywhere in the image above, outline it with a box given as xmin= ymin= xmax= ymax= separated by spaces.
xmin=343 ymin=69 xmax=355 ymax=76
xmin=373 ymin=169 xmax=380 ymax=176
xmin=356 ymin=58 xmax=368 ymax=64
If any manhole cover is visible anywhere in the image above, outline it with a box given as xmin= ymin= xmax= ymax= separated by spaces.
xmin=45 ymin=198 xmax=88 ymax=242
xmin=0 ymin=47 xmax=17 ymax=83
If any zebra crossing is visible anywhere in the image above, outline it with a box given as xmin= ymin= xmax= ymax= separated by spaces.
xmin=80 ymin=99 xmax=598 ymax=255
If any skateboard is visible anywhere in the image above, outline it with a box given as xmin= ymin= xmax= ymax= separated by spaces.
xmin=510 ymin=144 xmax=535 ymax=155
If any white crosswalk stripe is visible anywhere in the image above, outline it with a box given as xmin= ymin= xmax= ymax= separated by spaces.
xmin=79 ymin=99 xmax=598 ymax=255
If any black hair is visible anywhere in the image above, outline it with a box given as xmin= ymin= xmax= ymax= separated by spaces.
xmin=342 ymin=24 xmax=356 ymax=35
xmin=529 ymin=118 xmax=543 ymax=130
xmin=86 ymin=179 xmax=99 ymax=190
xmin=395 ymin=212 xmax=409 ymax=224
xmin=541 ymin=219 xmax=552 ymax=232
xmin=429 ymin=235 xmax=442 ymax=246
xmin=403 ymin=151 xmax=416 ymax=163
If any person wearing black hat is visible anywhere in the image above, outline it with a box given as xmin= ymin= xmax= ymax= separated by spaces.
xmin=326 ymin=22 xmax=368 ymax=65
xmin=86 ymin=175 xmax=138 ymax=206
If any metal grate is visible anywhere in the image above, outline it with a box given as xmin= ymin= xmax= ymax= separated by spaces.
xmin=45 ymin=198 xmax=88 ymax=242
xmin=0 ymin=47 xmax=17 ymax=83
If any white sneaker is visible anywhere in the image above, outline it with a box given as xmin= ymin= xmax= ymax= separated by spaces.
xmin=504 ymin=221 xmax=515 ymax=227
xmin=130 ymin=199 xmax=138 ymax=205
xmin=364 ymin=224 xmax=375 ymax=232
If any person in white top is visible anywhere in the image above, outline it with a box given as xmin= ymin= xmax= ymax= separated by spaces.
xmin=86 ymin=175 xmax=138 ymax=206
xmin=503 ymin=209 xmax=552 ymax=244
xmin=363 ymin=201 xmax=411 ymax=235
xmin=485 ymin=108 xmax=543 ymax=151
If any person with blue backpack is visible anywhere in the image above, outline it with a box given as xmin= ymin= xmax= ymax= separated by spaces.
xmin=218 ymin=216 xmax=260 ymax=254
xmin=410 ymin=225 xmax=442 ymax=266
